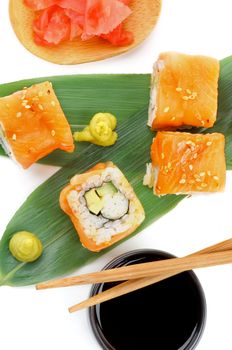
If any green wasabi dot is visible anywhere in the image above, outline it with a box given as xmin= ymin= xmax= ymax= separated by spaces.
xmin=9 ymin=231 xmax=43 ymax=263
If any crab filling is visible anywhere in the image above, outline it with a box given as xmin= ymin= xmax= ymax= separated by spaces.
xmin=143 ymin=163 xmax=159 ymax=194
xmin=148 ymin=59 xmax=165 ymax=127
xmin=0 ymin=123 xmax=13 ymax=158
xmin=84 ymin=182 xmax=129 ymax=220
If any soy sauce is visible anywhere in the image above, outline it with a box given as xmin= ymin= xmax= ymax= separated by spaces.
xmin=89 ymin=250 xmax=206 ymax=350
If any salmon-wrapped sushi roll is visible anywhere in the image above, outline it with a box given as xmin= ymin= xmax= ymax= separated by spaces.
xmin=60 ymin=162 xmax=145 ymax=252
xmin=148 ymin=52 xmax=220 ymax=130
xmin=143 ymin=132 xmax=226 ymax=195
xmin=0 ymin=81 xmax=74 ymax=169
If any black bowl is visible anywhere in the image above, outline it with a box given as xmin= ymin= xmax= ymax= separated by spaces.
xmin=89 ymin=249 xmax=206 ymax=350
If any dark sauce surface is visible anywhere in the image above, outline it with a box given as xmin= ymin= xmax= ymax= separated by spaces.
xmin=89 ymin=250 xmax=206 ymax=350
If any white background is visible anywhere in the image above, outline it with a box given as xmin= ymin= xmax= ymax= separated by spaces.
xmin=0 ymin=0 xmax=232 ymax=349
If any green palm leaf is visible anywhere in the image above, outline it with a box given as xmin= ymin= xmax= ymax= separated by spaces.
xmin=0 ymin=56 xmax=231 ymax=286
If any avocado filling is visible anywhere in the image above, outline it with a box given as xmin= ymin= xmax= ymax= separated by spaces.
xmin=84 ymin=182 xmax=129 ymax=220
xmin=84 ymin=189 xmax=104 ymax=215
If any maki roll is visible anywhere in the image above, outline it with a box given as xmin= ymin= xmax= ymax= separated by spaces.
xmin=60 ymin=162 xmax=145 ymax=252
xmin=0 ymin=81 xmax=74 ymax=169
xmin=144 ymin=131 xmax=226 ymax=195
xmin=148 ymin=52 xmax=220 ymax=130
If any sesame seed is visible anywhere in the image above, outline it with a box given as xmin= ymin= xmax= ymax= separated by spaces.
xmin=207 ymin=171 xmax=212 ymax=176
xmin=16 ymin=112 xmax=22 ymax=118
xmin=168 ymin=162 xmax=172 ymax=168
xmin=189 ymin=179 xmax=195 ymax=184
xmin=51 ymin=130 xmax=56 ymax=136
xmin=171 ymin=117 xmax=176 ymax=121
xmin=164 ymin=167 xmax=169 ymax=173
xmin=179 ymin=179 xmax=186 ymax=184
xmin=22 ymin=100 xmax=28 ymax=104
xmin=206 ymin=141 xmax=212 ymax=146
xmin=51 ymin=101 xmax=56 ymax=106
xmin=199 ymin=172 xmax=205 ymax=177
xmin=161 ymin=153 xmax=165 ymax=159
xmin=157 ymin=186 xmax=161 ymax=190
xmin=189 ymin=92 xmax=197 ymax=100
xmin=164 ymin=107 xmax=170 ymax=113
xmin=186 ymin=89 xmax=192 ymax=95
xmin=23 ymin=86 xmax=27 ymax=90
xmin=176 ymin=87 xmax=182 ymax=92
xmin=201 ymin=183 xmax=208 ymax=188
xmin=12 ymin=134 xmax=17 ymax=141
xmin=193 ymin=153 xmax=198 ymax=159
xmin=38 ymin=91 xmax=43 ymax=97
xmin=201 ymin=120 xmax=205 ymax=126
xmin=189 ymin=95 xmax=196 ymax=100
xmin=213 ymin=176 xmax=219 ymax=181
xmin=25 ymin=105 xmax=31 ymax=109
xmin=196 ymin=178 xmax=202 ymax=183
xmin=38 ymin=104 xmax=44 ymax=111
xmin=182 ymin=96 xmax=189 ymax=101
xmin=189 ymin=164 xmax=193 ymax=171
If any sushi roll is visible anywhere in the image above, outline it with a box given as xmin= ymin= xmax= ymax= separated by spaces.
xmin=0 ymin=81 xmax=74 ymax=169
xmin=148 ymin=52 xmax=220 ymax=130
xmin=143 ymin=132 xmax=226 ymax=195
xmin=60 ymin=162 xmax=145 ymax=252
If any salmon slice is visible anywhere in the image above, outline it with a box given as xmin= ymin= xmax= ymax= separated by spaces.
xmin=143 ymin=131 xmax=226 ymax=195
xmin=148 ymin=52 xmax=220 ymax=130
xmin=0 ymin=81 xmax=74 ymax=169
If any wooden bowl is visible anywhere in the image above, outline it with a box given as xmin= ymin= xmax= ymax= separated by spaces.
xmin=9 ymin=0 xmax=162 ymax=65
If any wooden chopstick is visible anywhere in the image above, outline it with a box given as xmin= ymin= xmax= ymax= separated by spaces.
xmin=69 ymin=237 xmax=232 ymax=312
xmin=68 ymin=275 xmax=173 ymax=313
xmin=37 ymin=237 xmax=232 ymax=291
xmin=37 ymin=250 xmax=232 ymax=287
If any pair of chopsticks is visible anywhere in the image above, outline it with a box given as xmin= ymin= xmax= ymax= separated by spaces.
xmin=36 ymin=237 xmax=232 ymax=312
